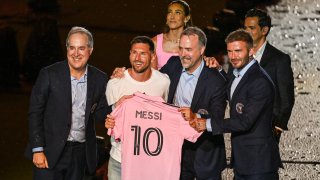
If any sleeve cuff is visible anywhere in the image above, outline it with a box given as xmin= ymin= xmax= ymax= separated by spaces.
xmin=196 ymin=113 xmax=201 ymax=118
xmin=32 ymin=147 xmax=44 ymax=153
xmin=275 ymin=126 xmax=283 ymax=132
xmin=197 ymin=113 xmax=212 ymax=132
xmin=206 ymin=118 xmax=212 ymax=132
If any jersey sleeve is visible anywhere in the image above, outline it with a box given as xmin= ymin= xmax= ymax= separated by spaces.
xmin=107 ymin=102 xmax=126 ymax=140
xmin=106 ymin=79 xmax=120 ymax=106
xmin=179 ymin=117 xmax=202 ymax=143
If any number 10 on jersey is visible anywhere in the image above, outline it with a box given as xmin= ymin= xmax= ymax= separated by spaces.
xmin=131 ymin=125 xmax=163 ymax=156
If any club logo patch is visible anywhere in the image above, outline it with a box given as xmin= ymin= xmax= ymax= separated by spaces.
xmin=236 ymin=103 xmax=244 ymax=114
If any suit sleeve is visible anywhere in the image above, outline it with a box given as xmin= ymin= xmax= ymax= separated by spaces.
xmin=274 ymin=54 xmax=295 ymax=130
xmin=211 ymin=77 xmax=273 ymax=134
xmin=28 ymin=68 xmax=50 ymax=148
xmin=207 ymin=75 xmax=228 ymax=134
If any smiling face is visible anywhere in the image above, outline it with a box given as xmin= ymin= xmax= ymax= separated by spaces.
xmin=67 ymin=33 xmax=93 ymax=75
xmin=227 ymin=40 xmax=254 ymax=69
xmin=166 ymin=3 xmax=189 ymax=30
xmin=179 ymin=34 xmax=205 ymax=73
xmin=129 ymin=43 xmax=155 ymax=73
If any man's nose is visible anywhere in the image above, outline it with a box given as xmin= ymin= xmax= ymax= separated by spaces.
xmin=74 ymin=49 xmax=79 ymax=56
xmin=244 ymin=28 xmax=251 ymax=33
xmin=135 ymin=53 xmax=141 ymax=60
xmin=229 ymin=52 xmax=236 ymax=59
xmin=180 ymin=49 xmax=186 ymax=57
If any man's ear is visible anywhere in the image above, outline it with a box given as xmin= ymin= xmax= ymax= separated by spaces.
xmin=262 ymin=26 xmax=269 ymax=35
xmin=184 ymin=16 xmax=191 ymax=24
xmin=249 ymin=47 xmax=254 ymax=57
xmin=151 ymin=52 xmax=156 ymax=63
xmin=200 ymin=46 xmax=205 ymax=55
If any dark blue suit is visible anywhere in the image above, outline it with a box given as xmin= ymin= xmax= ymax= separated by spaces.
xmin=25 ymin=61 xmax=110 ymax=175
xmin=211 ymin=61 xmax=282 ymax=177
xmin=161 ymin=56 xmax=227 ymax=180
xmin=227 ymin=43 xmax=295 ymax=132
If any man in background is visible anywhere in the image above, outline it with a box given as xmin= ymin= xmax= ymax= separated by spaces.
xmin=244 ymin=8 xmax=295 ymax=143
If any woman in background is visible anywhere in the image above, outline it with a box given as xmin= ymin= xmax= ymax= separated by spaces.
xmin=152 ymin=0 xmax=192 ymax=69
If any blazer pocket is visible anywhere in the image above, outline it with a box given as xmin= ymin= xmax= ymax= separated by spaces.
xmin=244 ymin=137 xmax=270 ymax=154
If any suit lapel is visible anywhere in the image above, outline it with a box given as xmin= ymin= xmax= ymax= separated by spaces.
xmin=230 ymin=62 xmax=258 ymax=104
xmin=190 ymin=67 xmax=208 ymax=109
xmin=168 ymin=63 xmax=183 ymax=104
xmin=85 ymin=65 xmax=94 ymax=125
xmin=227 ymin=75 xmax=235 ymax=101
xmin=60 ymin=61 xmax=72 ymax=120
xmin=230 ymin=75 xmax=247 ymax=103
xmin=259 ymin=42 xmax=271 ymax=68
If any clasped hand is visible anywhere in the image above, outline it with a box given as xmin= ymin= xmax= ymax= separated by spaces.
xmin=178 ymin=107 xmax=206 ymax=132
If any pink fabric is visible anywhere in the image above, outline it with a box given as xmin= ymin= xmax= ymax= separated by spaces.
xmin=108 ymin=92 xmax=201 ymax=180
xmin=156 ymin=33 xmax=179 ymax=69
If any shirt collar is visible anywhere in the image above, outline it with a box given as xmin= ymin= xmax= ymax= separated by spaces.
xmin=233 ymin=59 xmax=256 ymax=77
xmin=253 ymin=41 xmax=267 ymax=62
xmin=182 ymin=59 xmax=204 ymax=79
xmin=71 ymin=65 xmax=88 ymax=82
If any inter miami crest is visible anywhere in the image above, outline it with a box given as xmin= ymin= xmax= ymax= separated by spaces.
xmin=236 ymin=103 xmax=244 ymax=114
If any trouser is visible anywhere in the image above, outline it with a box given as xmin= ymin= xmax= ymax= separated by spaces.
xmin=108 ymin=156 xmax=121 ymax=180
xmin=180 ymin=149 xmax=221 ymax=180
xmin=234 ymin=170 xmax=279 ymax=180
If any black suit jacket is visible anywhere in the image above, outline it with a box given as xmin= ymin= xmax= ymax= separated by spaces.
xmin=227 ymin=43 xmax=294 ymax=130
xmin=260 ymin=42 xmax=294 ymax=130
xmin=25 ymin=61 xmax=110 ymax=173
xmin=161 ymin=56 xmax=227 ymax=179
xmin=212 ymin=61 xmax=282 ymax=175
xmin=228 ymin=42 xmax=294 ymax=130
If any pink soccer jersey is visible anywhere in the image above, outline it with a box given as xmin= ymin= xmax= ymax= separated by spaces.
xmin=108 ymin=92 xmax=201 ymax=180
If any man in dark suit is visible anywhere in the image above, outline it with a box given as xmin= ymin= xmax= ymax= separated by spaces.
xmin=196 ymin=29 xmax=282 ymax=179
xmin=244 ymin=8 xmax=295 ymax=143
xmin=25 ymin=26 xmax=111 ymax=180
xmin=161 ymin=27 xmax=227 ymax=180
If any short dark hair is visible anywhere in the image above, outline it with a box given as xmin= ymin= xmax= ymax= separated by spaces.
xmin=181 ymin=26 xmax=207 ymax=47
xmin=130 ymin=36 xmax=155 ymax=53
xmin=245 ymin=8 xmax=272 ymax=35
xmin=225 ymin=29 xmax=253 ymax=49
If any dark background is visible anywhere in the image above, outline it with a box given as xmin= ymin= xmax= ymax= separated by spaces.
xmin=0 ymin=0 xmax=277 ymax=179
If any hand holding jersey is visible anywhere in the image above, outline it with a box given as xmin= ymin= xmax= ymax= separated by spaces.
xmin=108 ymin=92 xmax=202 ymax=180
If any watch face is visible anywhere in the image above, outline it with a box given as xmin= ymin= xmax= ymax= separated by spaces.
xmin=197 ymin=109 xmax=208 ymax=115
xmin=198 ymin=109 xmax=210 ymax=119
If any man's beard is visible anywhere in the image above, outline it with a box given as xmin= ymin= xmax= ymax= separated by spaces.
xmin=180 ymin=56 xmax=192 ymax=69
